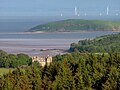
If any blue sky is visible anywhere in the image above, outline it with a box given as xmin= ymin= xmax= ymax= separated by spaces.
xmin=0 ymin=0 xmax=120 ymax=16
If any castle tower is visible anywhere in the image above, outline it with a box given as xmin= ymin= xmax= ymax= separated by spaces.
xmin=39 ymin=58 xmax=46 ymax=67
xmin=46 ymin=55 xmax=52 ymax=66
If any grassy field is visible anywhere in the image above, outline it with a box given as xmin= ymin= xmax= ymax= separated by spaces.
xmin=29 ymin=19 xmax=120 ymax=32
xmin=0 ymin=68 xmax=14 ymax=76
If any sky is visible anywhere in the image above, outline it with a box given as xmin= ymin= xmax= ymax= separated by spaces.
xmin=0 ymin=0 xmax=120 ymax=17
xmin=0 ymin=0 xmax=120 ymax=32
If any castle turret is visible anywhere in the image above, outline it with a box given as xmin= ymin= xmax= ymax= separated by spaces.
xmin=46 ymin=55 xmax=52 ymax=66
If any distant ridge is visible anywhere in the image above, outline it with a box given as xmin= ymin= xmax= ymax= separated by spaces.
xmin=28 ymin=19 xmax=120 ymax=32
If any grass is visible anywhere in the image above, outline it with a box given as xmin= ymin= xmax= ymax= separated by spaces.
xmin=0 ymin=68 xmax=14 ymax=76
xmin=29 ymin=19 xmax=120 ymax=32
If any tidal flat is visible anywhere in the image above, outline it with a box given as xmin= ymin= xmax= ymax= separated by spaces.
xmin=0 ymin=39 xmax=79 ymax=56
xmin=0 ymin=31 xmax=118 ymax=56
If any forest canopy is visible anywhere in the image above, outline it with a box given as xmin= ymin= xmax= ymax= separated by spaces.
xmin=0 ymin=52 xmax=120 ymax=89
xmin=70 ymin=33 xmax=120 ymax=53
xmin=0 ymin=50 xmax=32 ymax=68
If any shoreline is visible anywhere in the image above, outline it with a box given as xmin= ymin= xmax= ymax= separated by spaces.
xmin=0 ymin=39 xmax=74 ymax=57
xmin=0 ymin=48 xmax=68 ymax=57
xmin=26 ymin=30 xmax=120 ymax=34
xmin=0 ymin=30 xmax=120 ymax=35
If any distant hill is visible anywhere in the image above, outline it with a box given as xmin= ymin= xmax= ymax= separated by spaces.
xmin=69 ymin=33 xmax=120 ymax=53
xmin=28 ymin=19 xmax=120 ymax=32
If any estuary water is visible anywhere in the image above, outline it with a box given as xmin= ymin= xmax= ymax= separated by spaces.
xmin=0 ymin=31 xmax=118 ymax=56
xmin=0 ymin=31 xmax=118 ymax=39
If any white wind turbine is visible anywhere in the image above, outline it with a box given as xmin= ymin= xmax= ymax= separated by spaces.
xmin=75 ymin=7 xmax=78 ymax=16
xmin=107 ymin=6 xmax=109 ymax=15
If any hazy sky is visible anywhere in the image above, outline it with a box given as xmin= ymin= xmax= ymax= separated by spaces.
xmin=0 ymin=0 xmax=120 ymax=16
xmin=0 ymin=0 xmax=120 ymax=32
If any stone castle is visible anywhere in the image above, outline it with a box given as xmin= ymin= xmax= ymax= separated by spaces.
xmin=32 ymin=55 xmax=52 ymax=67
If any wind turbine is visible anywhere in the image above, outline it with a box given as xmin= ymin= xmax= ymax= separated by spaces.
xmin=75 ymin=7 xmax=77 ymax=16
xmin=60 ymin=13 xmax=63 ymax=16
xmin=100 ymin=13 xmax=102 ymax=16
xmin=107 ymin=6 xmax=109 ymax=15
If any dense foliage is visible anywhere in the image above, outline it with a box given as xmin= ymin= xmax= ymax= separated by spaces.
xmin=70 ymin=33 xmax=120 ymax=53
xmin=0 ymin=52 xmax=120 ymax=90
xmin=29 ymin=19 xmax=120 ymax=32
xmin=0 ymin=50 xmax=32 ymax=68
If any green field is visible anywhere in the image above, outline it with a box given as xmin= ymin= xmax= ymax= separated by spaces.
xmin=28 ymin=19 xmax=120 ymax=32
xmin=0 ymin=68 xmax=14 ymax=76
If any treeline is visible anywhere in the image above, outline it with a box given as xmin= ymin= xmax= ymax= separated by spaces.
xmin=0 ymin=50 xmax=32 ymax=68
xmin=0 ymin=52 xmax=120 ymax=90
xmin=70 ymin=33 xmax=120 ymax=53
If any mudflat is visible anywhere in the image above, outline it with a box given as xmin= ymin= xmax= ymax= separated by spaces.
xmin=0 ymin=31 xmax=118 ymax=56
xmin=0 ymin=39 xmax=79 ymax=56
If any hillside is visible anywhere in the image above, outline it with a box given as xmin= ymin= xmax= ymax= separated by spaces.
xmin=69 ymin=33 xmax=120 ymax=53
xmin=28 ymin=19 xmax=120 ymax=32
